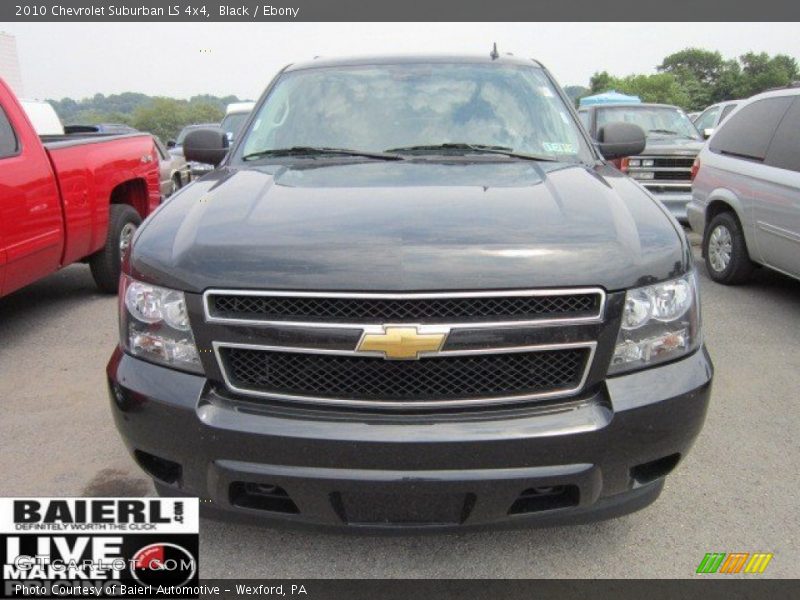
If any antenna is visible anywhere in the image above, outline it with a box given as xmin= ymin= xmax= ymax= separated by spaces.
xmin=490 ymin=42 xmax=499 ymax=60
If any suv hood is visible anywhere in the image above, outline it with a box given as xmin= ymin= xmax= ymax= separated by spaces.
xmin=132 ymin=160 xmax=689 ymax=293
xmin=643 ymin=137 xmax=704 ymax=155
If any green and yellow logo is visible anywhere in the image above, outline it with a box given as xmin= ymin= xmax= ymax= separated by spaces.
xmin=696 ymin=552 xmax=773 ymax=574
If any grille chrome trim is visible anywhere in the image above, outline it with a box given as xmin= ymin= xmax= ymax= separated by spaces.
xmin=202 ymin=288 xmax=607 ymax=329
xmin=211 ymin=340 xmax=597 ymax=409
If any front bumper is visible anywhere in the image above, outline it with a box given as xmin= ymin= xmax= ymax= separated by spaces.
xmin=107 ymin=346 xmax=712 ymax=531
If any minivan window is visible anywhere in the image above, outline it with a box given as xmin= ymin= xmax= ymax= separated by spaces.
xmin=718 ymin=103 xmax=737 ymax=123
xmin=764 ymin=97 xmax=800 ymax=172
xmin=237 ymin=63 xmax=593 ymax=163
xmin=710 ymin=96 xmax=793 ymax=161
xmin=0 ymin=106 xmax=19 ymax=158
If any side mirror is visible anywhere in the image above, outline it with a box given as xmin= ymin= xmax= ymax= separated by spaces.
xmin=703 ymin=128 xmax=714 ymax=140
xmin=596 ymin=122 xmax=647 ymax=160
xmin=166 ymin=140 xmax=176 ymax=148
xmin=183 ymin=128 xmax=229 ymax=166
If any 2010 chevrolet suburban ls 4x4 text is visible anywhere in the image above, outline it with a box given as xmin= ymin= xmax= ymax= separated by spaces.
xmin=108 ymin=54 xmax=713 ymax=531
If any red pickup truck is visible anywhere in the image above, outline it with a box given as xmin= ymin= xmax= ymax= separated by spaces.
xmin=0 ymin=77 xmax=161 ymax=297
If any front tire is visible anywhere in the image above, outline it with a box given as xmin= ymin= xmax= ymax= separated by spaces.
xmin=704 ymin=212 xmax=754 ymax=284
xmin=90 ymin=204 xmax=141 ymax=293
xmin=171 ymin=174 xmax=182 ymax=195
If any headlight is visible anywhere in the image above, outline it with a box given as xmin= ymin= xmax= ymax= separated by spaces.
xmin=119 ymin=274 xmax=203 ymax=374
xmin=609 ymin=272 xmax=700 ymax=375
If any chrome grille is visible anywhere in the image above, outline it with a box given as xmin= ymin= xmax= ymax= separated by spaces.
xmin=651 ymin=156 xmax=694 ymax=169
xmin=628 ymin=154 xmax=695 ymax=190
xmin=205 ymin=288 xmax=604 ymax=409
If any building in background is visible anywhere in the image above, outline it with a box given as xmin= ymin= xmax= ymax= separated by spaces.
xmin=0 ymin=32 xmax=24 ymax=96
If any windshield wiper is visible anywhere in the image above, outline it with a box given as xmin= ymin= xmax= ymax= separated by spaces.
xmin=647 ymin=129 xmax=680 ymax=135
xmin=384 ymin=143 xmax=562 ymax=162
xmin=242 ymin=146 xmax=403 ymax=161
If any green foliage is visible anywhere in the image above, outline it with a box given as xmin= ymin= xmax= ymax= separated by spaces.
xmin=736 ymin=52 xmax=799 ymax=98
xmin=584 ymin=48 xmax=799 ymax=112
xmin=47 ymin=92 xmax=243 ymax=141
xmin=588 ymin=71 xmax=689 ymax=106
xmin=563 ymin=85 xmax=590 ymax=106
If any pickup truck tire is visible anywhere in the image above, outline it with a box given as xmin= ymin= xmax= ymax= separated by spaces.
xmin=90 ymin=204 xmax=142 ymax=293
xmin=172 ymin=174 xmax=182 ymax=195
xmin=704 ymin=212 xmax=754 ymax=285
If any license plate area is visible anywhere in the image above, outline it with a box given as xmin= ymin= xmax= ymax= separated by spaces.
xmin=331 ymin=490 xmax=476 ymax=526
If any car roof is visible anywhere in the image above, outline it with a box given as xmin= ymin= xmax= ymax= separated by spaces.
xmin=747 ymin=85 xmax=800 ymax=101
xmin=183 ymin=123 xmax=219 ymax=129
xmin=284 ymin=53 xmax=544 ymax=72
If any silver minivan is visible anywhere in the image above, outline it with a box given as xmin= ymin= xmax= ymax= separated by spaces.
xmin=688 ymin=87 xmax=800 ymax=284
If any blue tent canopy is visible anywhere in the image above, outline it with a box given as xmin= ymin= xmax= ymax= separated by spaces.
xmin=579 ymin=90 xmax=642 ymax=107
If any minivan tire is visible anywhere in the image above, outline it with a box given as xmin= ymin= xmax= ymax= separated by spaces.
xmin=90 ymin=204 xmax=142 ymax=294
xmin=704 ymin=212 xmax=755 ymax=285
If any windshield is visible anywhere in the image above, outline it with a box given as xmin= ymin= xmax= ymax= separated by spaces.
xmin=236 ymin=63 xmax=592 ymax=163
xmin=596 ymin=106 xmax=701 ymax=140
xmin=221 ymin=113 xmax=250 ymax=139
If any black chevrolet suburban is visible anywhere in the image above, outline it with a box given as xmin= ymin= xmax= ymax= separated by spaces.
xmin=107 ymin=54 xmax=713 ymax=531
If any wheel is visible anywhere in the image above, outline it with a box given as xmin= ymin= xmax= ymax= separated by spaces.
xmin=89 ymin=204 xmax=142 ymax=293
xmin=171 ymin=174 xmax=182 ymax=195
xmin=703 ymin=211 xmax=755 ymax=284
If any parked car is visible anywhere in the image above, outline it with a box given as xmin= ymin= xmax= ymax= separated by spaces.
xmin=63 ymin=123 xmax=139 ymax=135
xmin=688 ymin=87 xmax=800 ymax=284
xmin=220 ymin=101 xmax=255 ymax=144
xmin=578 ymin=103 xmax=704 ymax=222
xmin=19 ymin=99 xmax=64 ymax=135
xmin=0 ymin=77 xmax=161 ymax=296
xmin=691 ymin=100 xmax=741 ymax=139
xmin=168 ymin=123 xmax=218 ymax=177
xmin=108 ymin=54 xmax=712 ymax=531
xmin=154 ymin=136 xmax=191 ymax=200
xmin=686 ymin=111 xmax=700 ymax=121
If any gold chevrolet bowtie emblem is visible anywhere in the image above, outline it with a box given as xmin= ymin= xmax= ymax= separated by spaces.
xmin=357 ymin=326 xmax=447 ymax=360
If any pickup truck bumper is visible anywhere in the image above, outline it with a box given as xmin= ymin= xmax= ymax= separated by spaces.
xmin=107 ymin=346 xmax=712 ymax=532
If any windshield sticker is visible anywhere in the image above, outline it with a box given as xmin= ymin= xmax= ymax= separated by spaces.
xmin=543 ymin=142 xmax=575 ymax=153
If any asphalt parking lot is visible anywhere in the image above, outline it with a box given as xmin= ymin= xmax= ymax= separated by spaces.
xmin=1 ymin=237 xmax=798 ymax=578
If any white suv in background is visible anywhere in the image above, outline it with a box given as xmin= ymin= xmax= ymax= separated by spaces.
xmin=692 ymin=99 xmax=741 ymax=139
xmin=688 ymin=86 xmax=800 ymax=284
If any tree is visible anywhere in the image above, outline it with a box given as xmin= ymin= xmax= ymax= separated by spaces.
xmin=46 ymin=92 xmax=246 ymax=135
xmin=589 ymin=71 xmax=615 ymax=94
xmin=736 ymin=52 xmax=799 ymax=97
xmin=563 ymin=85 xmax=590 ymax=106
xmin=186 ymin=102 xmax=224 ymax=126
xmin=587 ymin=71 xmax=689 ymax=107
xmin=130 ymin=98 xmax=190 ymax=141
xmin=658 ymin=48 xmax=732 ymax=110
xmin=658 ymin=48 xmax=726 ymax=86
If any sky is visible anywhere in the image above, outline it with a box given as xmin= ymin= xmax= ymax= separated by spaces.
xmin=3 ymin=22 xmax=800 ymax=100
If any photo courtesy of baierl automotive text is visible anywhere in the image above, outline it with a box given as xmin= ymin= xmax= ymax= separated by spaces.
xmin=0 ymin=2 xmax=798 ymax=593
